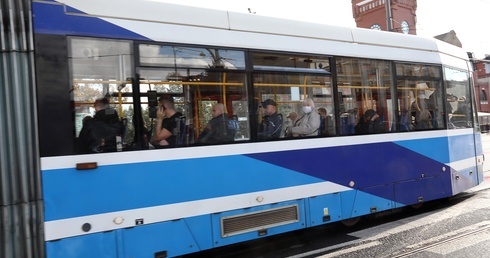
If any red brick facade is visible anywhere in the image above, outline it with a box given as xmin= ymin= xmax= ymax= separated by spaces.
xmin=352 ymin=0 xmax=417 ymax=34
xmin=474 ymin=61 xmax=490 ymax=112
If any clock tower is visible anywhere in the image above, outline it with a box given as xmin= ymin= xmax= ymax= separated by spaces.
xmin=352 ymin=0 xmax=417 ymax=35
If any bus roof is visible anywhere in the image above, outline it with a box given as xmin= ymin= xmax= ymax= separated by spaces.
xmin=44 ymin=0 xmax=470 ymax=68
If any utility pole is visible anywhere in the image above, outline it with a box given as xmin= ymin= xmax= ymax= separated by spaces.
xmin=385 ymin=0 xmax=393 ymax=31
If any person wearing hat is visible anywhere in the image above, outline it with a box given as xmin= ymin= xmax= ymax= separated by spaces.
xmin=258 ymin=99 xmax=283 ymax=140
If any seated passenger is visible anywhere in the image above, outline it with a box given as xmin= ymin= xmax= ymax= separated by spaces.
xmin=416 ymin=109 xmax=433 ymax=129
xmin=287 ymin=112 xmax=298 ymax=125
xmin=77 ymin=98 xmax=123 ymax=153
xmin=355 ymin=109 xmax=385 ymax=134
xmin=197 ymin=103 xmax=235 ymax=143
xmin=258 ymin=99 xmax=283 ymax=140
xmin=285 ymin=98 xmax=320 ymax=137
xmin=284 ymin=111 xmax=298 ymax=136
xmin=318 ymin=107 xmax=334 ymax=136
xmin=151 ymin=97 xmax=183 ymax=147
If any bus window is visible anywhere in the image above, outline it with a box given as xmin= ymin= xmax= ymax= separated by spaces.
xmin=444 ymin=67 xmax=472 ymax=129
xmin=253 ymin=53 xmax=333 ymax=139
xmin=396 ymin=63 xmax=443 ymax=131
xmin=69 ymin=37 xmax=133 ymax=154
xmin=336 ymin=57 xmax=392 ymax=135
xmin=138 ymin=45 xmax=249 ymax=147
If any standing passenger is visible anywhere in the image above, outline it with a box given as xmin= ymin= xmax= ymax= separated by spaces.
xmin=77 ymin=98 xmax=123 ymax=153
xmin=286 ymin=98 xmax=320 ymax=137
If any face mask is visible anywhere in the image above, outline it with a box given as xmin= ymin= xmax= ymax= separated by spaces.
xmin=302 ymin=106 xmax=312 ymax=114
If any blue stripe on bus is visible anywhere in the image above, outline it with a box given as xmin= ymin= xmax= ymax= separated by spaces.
xmin=395 ymin=134 xmax=476 ymax=163
xmin=245 ymin=140 xmax=453 ymax=201
xmin=42 ymin=136 xmax=472 ymax=221
xmin=42 ymin=155 xmax=323 ymax=221
xmin=32 ymin=2 xmax=149 ymax=40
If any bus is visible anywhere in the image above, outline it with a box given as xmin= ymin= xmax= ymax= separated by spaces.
xmin=1 ymin=0 xmax=484 ymax=257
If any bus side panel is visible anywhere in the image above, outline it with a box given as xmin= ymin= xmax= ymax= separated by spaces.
xmin=394 ymin=176 xmax=449 ymax=208
xmin=183 ymin=215 xmax=214 ymax=251
xmin=357 ymin=185 xmax=396 ymax=214
xmin=452 ymin=167 xmax=480 ymax=195
xmin=307 ymin=193 xmax=342 ymax=227
xmin=210 ymin=200 xmax=307 ymax=247
xmin=46 ymin=231 xmax=117 ymax=258
xmin=339 ymin=188 xmax=397 ymax=220
xmin=448 ymin=133 xmax=480 ymax=194
xmin=475 ymin=133 xmax=485 ymax=184
xmin=122 ymin=219 xmax=201 ymax=258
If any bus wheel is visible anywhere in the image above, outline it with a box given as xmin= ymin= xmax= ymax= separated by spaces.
xmin=341 ymin=217 xmax=361 ymax=227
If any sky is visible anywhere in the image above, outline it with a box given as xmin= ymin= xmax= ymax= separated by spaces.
xmin=156 ymin=0 xmax=490 ymax=59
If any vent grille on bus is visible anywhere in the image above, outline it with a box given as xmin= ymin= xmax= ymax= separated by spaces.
xmin=221 ymin=205 xmax=299 ymax=237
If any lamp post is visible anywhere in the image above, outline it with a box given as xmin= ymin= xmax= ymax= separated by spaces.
xmin=385 ymin=0 xmax=393 ymax=31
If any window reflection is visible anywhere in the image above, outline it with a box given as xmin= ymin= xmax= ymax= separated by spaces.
xmin=336 ymin=57 xmax=392 ymax=135
xmin=139 ymin=69 xmax=249 ymax=146
xmin=445 ymin=67 xmax=472 ymax=129
xmin=396 ymin=63 xmax=443 ymax=131
xmin=139 ymin=45 xmax=246 ymax=69
xmin=69 ymin=37 xmax=133 ymax=140
xmin=253 ymin=53 xmax=333 ymax=139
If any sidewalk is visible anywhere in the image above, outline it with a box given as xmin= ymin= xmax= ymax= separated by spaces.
xmin=468 ymin=133 xmax=490 ymax=192
xmin=482 ymin=133 xmax=490 ymax=173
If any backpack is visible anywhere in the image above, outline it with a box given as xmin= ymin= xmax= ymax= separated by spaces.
xmin=225 ymin=119 xmax=238 ymax=141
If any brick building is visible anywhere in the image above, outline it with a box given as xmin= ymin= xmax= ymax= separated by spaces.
xmin=352 ymin=0 xmax=417 ymax=34
xmin=352 ymin=0 xmax=490 ymax=122
xmin=474 ymin=58 xmax=490 ymax=113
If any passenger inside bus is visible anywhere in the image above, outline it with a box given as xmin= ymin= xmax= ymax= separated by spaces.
xmin=285 ymin=98 xmax=320 ymax=137
xmin=151 ymin=97 xmax=183 ymax=147
xmin=77 ymin=98 xmax=123 ymax=153
xmin=197 ymin=103 xmax=235 ymax=144
xmin=258 ymin=99 xmax=283 ymax=140
xmin=411 ymin=83 xmax=436 ymax=130
xmin=452 ymin=96 xmax=472 ymax=127
xmin=318 ymin=107 xmax=334 ymax=136
xmin=355 ymin=109 xmax=385 ymax=134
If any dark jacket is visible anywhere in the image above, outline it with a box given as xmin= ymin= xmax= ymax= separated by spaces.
xmin=198 ymin=114 xmax=235 ymax=143
xmin=77 ymin=108 xmax=123 ymax=153
xmin=355 ymin=110 xmax=385 ymax=135
xmin=258 ymin=112 xmax=283 ymax=140
xmin=319 ymin=116 xmax=334 ymax=136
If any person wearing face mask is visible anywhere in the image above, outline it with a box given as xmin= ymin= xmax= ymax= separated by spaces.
xmin=285 ymin=98 xmax=320 ymax=137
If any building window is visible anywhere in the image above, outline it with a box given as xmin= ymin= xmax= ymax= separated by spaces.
xmin=481 ymin=88 xmax=488 ymax=102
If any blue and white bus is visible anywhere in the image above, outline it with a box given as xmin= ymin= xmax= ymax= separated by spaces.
xmin=1 ymin=0 xmax=484 ymax=257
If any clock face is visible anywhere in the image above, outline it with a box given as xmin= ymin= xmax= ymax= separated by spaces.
xmin=401 ymin=21 xmax=409 ymax=34
xmin=370 ymin=24 xmax=381 ymax=30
